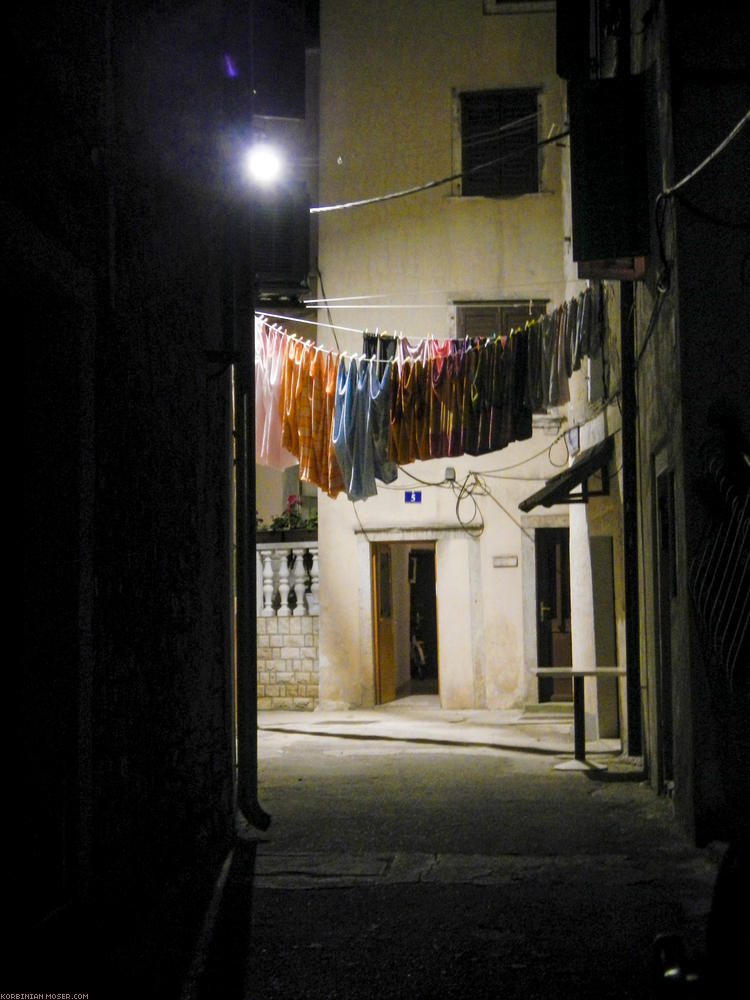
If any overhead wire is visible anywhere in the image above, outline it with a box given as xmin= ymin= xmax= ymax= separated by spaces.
xmin=662 ymin=108 xmax=750 ymax=198
xmin=303 ymin=275 xmax=582 ymax=306
xmin=653 ymin=107 xmax=750 ymax=294
xmin=460 ymin=112 xmax=540 ymax=151
xmin=316 ymin=266 xmax=342 ymax=351
xmin=257 ymin=310 xmax=361 ymax=336
xmin=310 ymin=129 xmax=570 ymax=214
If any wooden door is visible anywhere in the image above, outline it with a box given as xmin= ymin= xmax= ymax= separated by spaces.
xmin=536 ymin=527 xmax=573 ymax=702
xmin=372 ymin=544 xmax=396 ymax=704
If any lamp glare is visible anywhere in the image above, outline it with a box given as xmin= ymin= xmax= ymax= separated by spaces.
xmin=246 ymin=145 xmax=283 ymax=185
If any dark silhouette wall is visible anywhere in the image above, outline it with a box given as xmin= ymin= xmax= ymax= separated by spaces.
xmin=14 ymin=1 xmax=241 ymax=989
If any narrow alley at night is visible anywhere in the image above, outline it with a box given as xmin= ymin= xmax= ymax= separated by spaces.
xmin=188 ymin=700 xmax=722 ymax=999
xmin=16 ymin=1 xmax=748 ymax=998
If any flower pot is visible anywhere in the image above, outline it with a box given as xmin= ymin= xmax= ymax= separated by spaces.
xmin=256 ymin=530 xmax=284 ymax=543
xmin=282 ymin=528 xmax=318 ymax=543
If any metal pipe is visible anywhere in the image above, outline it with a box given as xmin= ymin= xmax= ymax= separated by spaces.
xmin=621 ymin=280 xmax=643 ymax=755
xmin=232 ymin=205 xmax=270 ymax=832
xmin=573 ymin=675 xmax=586 ymax=762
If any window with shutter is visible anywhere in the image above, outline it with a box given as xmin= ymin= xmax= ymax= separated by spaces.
xmin=455 ymin=300 xmax=547 ymax=339
xmin=459 ymin=89 xmax=539 ymax=197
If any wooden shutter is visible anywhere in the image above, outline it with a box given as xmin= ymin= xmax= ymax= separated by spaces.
xmin=456 ymin=301 xmax=547 ymax=339
xmin=461 ymin=89 xmax=538 ymax=197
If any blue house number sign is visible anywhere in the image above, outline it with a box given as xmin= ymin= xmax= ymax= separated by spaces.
xmin=404 ymin=490 xmax=422 ymax=503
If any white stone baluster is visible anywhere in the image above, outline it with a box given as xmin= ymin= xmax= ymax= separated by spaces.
xmin=261 ymin=549 xmax=276 ymax=617
xmin=307 ymin=547 xmax=320 ymax=616
xmin=292 ymin=549 xmax=307 ymax=616
xmin=276 ymin=548 xmax=291 ymax=616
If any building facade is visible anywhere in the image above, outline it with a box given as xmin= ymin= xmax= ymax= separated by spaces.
xmin=313 ymin=0 xmax=750 ymax=847
xmin=313 ymin=0 xmax=630 ymax=734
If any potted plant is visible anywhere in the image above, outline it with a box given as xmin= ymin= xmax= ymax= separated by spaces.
xmin=257 ymin=495 xmax=317 ymax=541
xmin=255 ymin=508 xmax=283 ymax=542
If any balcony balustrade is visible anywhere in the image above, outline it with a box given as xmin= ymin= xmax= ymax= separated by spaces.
xmin=256 ymin=539 xmax=319 ymax=618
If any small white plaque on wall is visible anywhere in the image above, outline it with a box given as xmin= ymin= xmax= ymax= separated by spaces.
xmin=493 ymin=555 xmax=519 ymax=568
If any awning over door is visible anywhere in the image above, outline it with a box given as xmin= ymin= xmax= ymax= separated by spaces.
xmin=519 ymin=435 xmax=614 ymax=512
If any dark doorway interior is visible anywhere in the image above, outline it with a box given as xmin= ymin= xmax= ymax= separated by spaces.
xmin=409 ymin=548 xmax=439 ymax=695
xmin=536 ymin=527 xmax=573 ymax=703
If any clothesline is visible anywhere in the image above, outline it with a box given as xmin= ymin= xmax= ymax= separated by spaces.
xmin=255 ymin=282 xmax=606 ymax=503
xmin=258 ymin=311 xmax=364 ymax=335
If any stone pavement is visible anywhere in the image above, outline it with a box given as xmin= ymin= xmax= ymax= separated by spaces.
xmin=184 ymin=696 xmax=728 ymax=1000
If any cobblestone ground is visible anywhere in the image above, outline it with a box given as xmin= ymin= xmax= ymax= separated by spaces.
xmin=224 ymin=728 xmax=723 ymax=1000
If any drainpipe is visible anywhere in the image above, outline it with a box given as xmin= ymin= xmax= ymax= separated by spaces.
xmin=234 ymin=272 xmax=270 ymax=831
xmin=224 ymin=0 xmax=270 ymax=832
xmin=617 ymin=2 xmax=642 ymax=758
xmin=621 ymin=282 xmax=642 ymax=757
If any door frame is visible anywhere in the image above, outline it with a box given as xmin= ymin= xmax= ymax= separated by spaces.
xmin=521 ymin=514 xmax=570 ymax=706
xmin=370 ymin=538 xmax=440 ymax=705
xmin=371 ymin=542 xmax=396 ymax=704
xmin=535 ymin=526 xmax=573 ymax=702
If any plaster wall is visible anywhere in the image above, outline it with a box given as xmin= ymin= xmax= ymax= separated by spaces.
xmin=317 ymin=0 xmax=566 ymax=335
xmin=316 ymin=0 xmax=578 ymax=709
xmin=318 ymin=428 xmax=578 ymax=709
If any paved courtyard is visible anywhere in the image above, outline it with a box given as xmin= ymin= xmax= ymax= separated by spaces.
xmin=187 ymin=698 xmax=724 ymax=999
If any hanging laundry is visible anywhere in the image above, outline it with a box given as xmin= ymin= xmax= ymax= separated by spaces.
xmin=548 ymin=303 xmax=570 ymax=407
xmin=367 ymin=360 xmax=399 ymax=489
xmin=441 ymin=347 xmax=465 ymax=458
xmin=570 ymin=286 xmax=590 ymax=373
xmin=458 ymin=342 xmax=482 ymax=456
xmin=314 ymin=348 xmax=346 ymax=499
xmin=489 ymin=335 xmax=515 ymax=453
xmin=586 ymin=281 xmax=605 ymax=359
xmin=279 ymin=334 xmax=310 ymax=460
xmin=333 ymin=355 xmax=398 ymax=502
xmin=427 ymin=349 xmax=451 ymax=458
xmin=507 ymin=327 xmax=533 ymax=444
xmin=256 ymin=281 xmax=608 ymax=501
xmin=332 ymin=355 xmax=358 ymax=496
xmin=564 ymin=294 xmax=578 ymax=379
xmin=525 ymin=317 xmax=546 ymax=414
xmin=389 ymin=351 xmax=425 ymax=465
xmin=255 ymin=317 xmax=298 ymax=470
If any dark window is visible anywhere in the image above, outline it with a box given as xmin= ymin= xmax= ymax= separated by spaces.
xmin=455 ymin=300 xmax=547 ymax=339
xmin=459 ymin=89 xmax=539 ymax=197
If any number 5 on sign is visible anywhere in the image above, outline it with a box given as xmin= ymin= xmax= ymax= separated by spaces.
xmin=404 ymin=490 xmax=422 ymax=503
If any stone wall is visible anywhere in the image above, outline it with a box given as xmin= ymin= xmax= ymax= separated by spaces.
xmin=258 ymin=616 xmax=320 ymax=710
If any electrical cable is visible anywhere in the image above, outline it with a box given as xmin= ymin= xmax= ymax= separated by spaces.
xmin=478 ymin=431 xmax=568 ymax=474
xmin=452 ymin=473 xmax=486 ymax=537
xmin=662 ymin=109 xmax=750 ymax=198
xmin=480 ymin=482 xmax=535 ymax=542
xmin=310 ymin=129 xmax=570 ymax=215
xmin=396 ymin=466 xmax=453 ymax=489
xmin=653 ymin=108 xmax=749 ymax=294
xmin=351 ymin=501 xmax=374 ymax=543
xmin=316 ymin=266 xmax=342 ymax=351
xmin=303 ymin=275 xmax=581 ymax=306
xmin=460 ymin=112 xmax=540 ymax=152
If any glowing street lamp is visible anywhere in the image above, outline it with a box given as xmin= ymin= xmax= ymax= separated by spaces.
xmin=244 ymin=141 xmax=284 ymax=185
